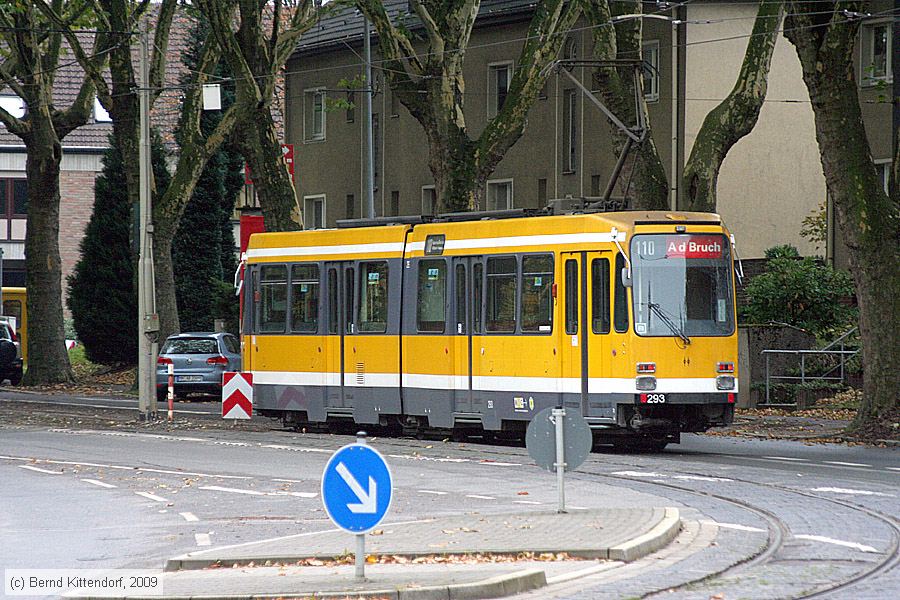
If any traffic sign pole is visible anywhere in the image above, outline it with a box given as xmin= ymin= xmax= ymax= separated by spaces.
xmin=552 ymin=408 xmax=566 ymax=513
xmin=355 ymin=431 xmax=367 ymax=581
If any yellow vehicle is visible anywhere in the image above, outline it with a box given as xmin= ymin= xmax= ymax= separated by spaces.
xmin=2 ymin=286 xmax=27 ymax=362
xmin=241 ymin=205 xmax=739 ymax=450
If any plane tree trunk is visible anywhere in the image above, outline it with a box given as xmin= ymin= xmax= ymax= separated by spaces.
xmin=783 ymin=2 xmax=899 ymax=428
xmin=683 ymin=0 xmax=783 ymax=213
xmin=356 ymin=0 xmax=581 ymax=212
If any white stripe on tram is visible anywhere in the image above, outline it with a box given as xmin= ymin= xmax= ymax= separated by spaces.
xmin=250 ymin=371 xmax=732 ymax=395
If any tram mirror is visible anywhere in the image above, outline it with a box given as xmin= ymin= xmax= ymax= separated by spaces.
xmin=620 ymin=267 xmax=632 ymax=288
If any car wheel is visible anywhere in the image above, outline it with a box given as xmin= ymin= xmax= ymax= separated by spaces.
xmin=8 ymin=371 xmax=21 ymax=386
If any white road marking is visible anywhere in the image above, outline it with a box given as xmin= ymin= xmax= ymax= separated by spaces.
xmin=513 ymin=500 xmax=541 ymax=505
xmin=200 ymin=485 xmax=264 ymax=496
xmin=611 ymin=471 xmax=665 ymax=477
xmin=822 ymin=461 xmax=872 ymax=468
xmin=198 ymin=485 xmax=317 ymax=499
xmin=418 ymin=490 xmax=448 ymax=495
xmin=762 ymin=456 xmax=808 ymax=462
xmin=812 ymin=487 xmax=894 ymax=497
xmin=194 ymin=533 xmax=212 ymax=546
xmin=794 ymin=534 xmax=879 ymax=553
xmin=568 ymin=505 xmax=587 ymax=510
xmin=180 ymin=512 xmax=199 ymax=522
xmin=466 ymin=494 xmax=495 ymax=500
xmin=18 ymin=465 xmax=62 ymax=475
xmin=261 ymin=444 xmax=330 ymax=454
xmin=701 ymin=520 xmax=766 ymax=533
xmin=135 ymin=491 xmax=169 ymax=503
xmin=272 ymin=478 xmax=308 ymax=483
xmin=673 ymin=475 xmax=734 ymax=482
xmin=0 ymin=455 xmax=251 ymax=480
xmin=212 ymin=441 xmax=251 ymax=447
xmin=887 ymin=467 xmax=900 ymax=472
xmin=479 ymin=461 xmax=519 ymax=467
xmin=81 ymin=478 xmax=117 ymax=489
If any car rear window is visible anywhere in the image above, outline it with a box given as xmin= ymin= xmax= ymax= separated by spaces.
xmin=161 ymin=338 xmax=219 ymax=354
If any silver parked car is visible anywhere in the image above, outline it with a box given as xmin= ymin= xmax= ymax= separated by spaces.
xmin=156 ymin=332 xmax=241 ymax=401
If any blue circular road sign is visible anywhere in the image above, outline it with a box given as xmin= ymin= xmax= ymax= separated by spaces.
xmin=321 ymin=443 xmax=393 ymax=534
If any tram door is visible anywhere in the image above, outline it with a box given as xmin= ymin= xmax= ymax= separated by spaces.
xmin=451 ymin=257 xmax=478 ymax=412
xmin=560 ymin=253 xmax=588 ymax=414
xmin=324 ymin=262 xmax=355 ymax=409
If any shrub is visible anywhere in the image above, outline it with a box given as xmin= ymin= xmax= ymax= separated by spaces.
xmin=743 ymin=245 xmax=856 ymax=338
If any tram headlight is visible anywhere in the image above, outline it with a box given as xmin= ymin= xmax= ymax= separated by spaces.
xmin=635 ymin=375 xmax=657 ymax=391
xmin=716 ymin=375 xmax=735 ymax=390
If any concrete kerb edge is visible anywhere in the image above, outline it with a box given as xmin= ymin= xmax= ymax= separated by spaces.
xmin=67 ymin=569 xmax=547 ymax=600
xmin=607 ymin=507 xmax=681 ymax=562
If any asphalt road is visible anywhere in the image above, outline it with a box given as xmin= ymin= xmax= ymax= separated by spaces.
xmin=0 ymin=393 xmax=897 ymax=599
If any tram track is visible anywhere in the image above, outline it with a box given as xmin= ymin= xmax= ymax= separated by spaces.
xmin=366 ymin=434 xmax=899 ymax=598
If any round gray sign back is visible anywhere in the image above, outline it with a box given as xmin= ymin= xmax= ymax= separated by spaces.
xmin=525 ymin=407 xmax=593 ymax=472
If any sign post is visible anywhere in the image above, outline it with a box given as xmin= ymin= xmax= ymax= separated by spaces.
xmin=222 ymin=372 xmax=253 ymax=419
xmin=321 ymin=431 xmax=392 ymax=581
xmin=526 ymin=407 xmax=592 ymax=514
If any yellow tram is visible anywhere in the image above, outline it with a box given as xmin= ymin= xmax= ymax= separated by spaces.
xmin=241 ymin=207 xmax=739 ymax=449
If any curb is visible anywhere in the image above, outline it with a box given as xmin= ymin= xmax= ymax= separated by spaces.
xmin=66 ymin=568 xmax=547 ymax=600
xmin=608 ymin=507 xmax=681 ymax=562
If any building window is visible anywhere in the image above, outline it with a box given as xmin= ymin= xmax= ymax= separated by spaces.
xmin=875 ymin=160 xmax=890 ymax=194
xmin=0 ymin=178 xmax=27 ymax=241
xmin=303 ymin=195 xmax=325 ymax=229
xmin=563 ymin=37 xmax=577 ymax=61
xmin=93 ymin=97 xmax=112 ymax=122
xmin=372 ymin=113 xmax=380 ymax=191
xmin=642 ymin=40 xmax=660 ymax=102
xmin=390 ymin=190 xmax=400 ymax=216
xmin=304 ymin=88 xmax=326 ymax=141
xmin=488 ymin=61 xmax=513 ymax=118
xmin=537 ymin=178 xmax=547 ymax=204
xmin=346 ymin=91 xmax=355 ymax=123
xmin=345 ymin=193 xmax=355 ymax=219
xmin=390 ymin=88 xmax=400 ymax=117
xmin=562 ymin=89 xmax=577 ymax=173
xmin=421 ymin=185 xmax=436 ymax=215
xmin=0 ymin=95 xmax=25 ymax=119
xmin=486 ymin=179 xmax=513 ymax=211
xmin=861 ymin=22 xmax=892 ymax=85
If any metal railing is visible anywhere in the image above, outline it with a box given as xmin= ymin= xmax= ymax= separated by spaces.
xmin=761 ymin=344 xmax=859 ymax=404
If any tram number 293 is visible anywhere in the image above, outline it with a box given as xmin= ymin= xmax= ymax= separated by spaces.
xmin=644 ymin=393 xmax=667 ymax=404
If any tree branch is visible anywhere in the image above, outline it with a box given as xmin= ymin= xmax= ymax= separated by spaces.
xmin=149 ymin=0 xmax=177 ymax=96
xmin=356 ymin=0 xmax=424 ymax=76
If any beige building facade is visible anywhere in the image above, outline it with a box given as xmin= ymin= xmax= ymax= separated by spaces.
xmin=285 ymin=0 xmax=893 ymax=262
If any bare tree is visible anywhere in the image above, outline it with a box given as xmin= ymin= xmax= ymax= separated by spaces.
xmin=783 ymin=1 xmax=899 ymax=427
xmin=0 ymin=1 xmax=110 ymax=384
xmin=582 ymin=0 xmax=669 ymax=209
xmin=684 ymin=0 xmax=783 ymax=212
xmin=197 ymin=0 xmax=324 ymax=232
xmin=355 ymin=0 xmax=582 ymax=212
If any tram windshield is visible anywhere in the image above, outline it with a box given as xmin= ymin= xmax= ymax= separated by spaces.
xmin=630 ymin=234 xmax=734 ymax=338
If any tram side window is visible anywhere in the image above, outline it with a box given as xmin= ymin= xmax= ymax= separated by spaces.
xmin=614 ymin=254 xmax=629 ymax=332
xmin=327 ymin=269 xmax=338 ymax=334
xmin=591 ymin=258 xmax=610 ymax=334
xmin=565 ymin=260 xmax=578 ymax=335
xmin=358 ymin=261 xmax=389 ymax=333
xmin=473 ymin=262 xmax=483 ymax=334
xmin=486 ymin=256 xmax=517 ymax=333
xmin=521 ymin=255 xmax=553 ymax=332
xmin=258 ymin=265 xmax=287 ymax=333
xmin=290 ymin=264 xmax=319 ymax=333
xmin=417 ymin=259 xmax=446 ymax=333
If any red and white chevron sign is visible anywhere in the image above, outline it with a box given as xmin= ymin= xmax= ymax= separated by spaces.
xmin=222 ymin=372 xmax=253 ymax=419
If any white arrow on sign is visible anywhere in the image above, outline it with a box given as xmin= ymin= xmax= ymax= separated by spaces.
xmin=336 ymin=462 xmax=377 ymax=513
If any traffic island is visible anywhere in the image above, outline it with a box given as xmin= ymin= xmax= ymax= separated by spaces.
xmin=78 ymin=508 xmax=682 ymax=600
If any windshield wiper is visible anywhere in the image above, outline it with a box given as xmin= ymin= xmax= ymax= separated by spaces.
xmin=647 ymin=302 xmax=691 ymax=345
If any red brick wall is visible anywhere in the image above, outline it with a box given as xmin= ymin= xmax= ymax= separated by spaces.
xmin=59 ymin=170 xmax=97 ymax=312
